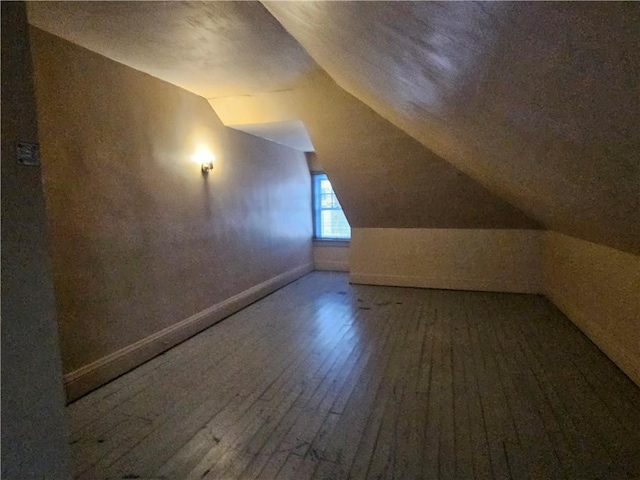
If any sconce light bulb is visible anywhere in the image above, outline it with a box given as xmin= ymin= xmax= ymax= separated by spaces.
xmin=192 ymin=148 xmax=215 ymax=174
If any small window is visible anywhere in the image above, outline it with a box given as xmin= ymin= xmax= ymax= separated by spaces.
xmin=313 ymin=173 xmax=351 ymax=240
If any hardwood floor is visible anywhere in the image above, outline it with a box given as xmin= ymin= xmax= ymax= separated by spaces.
xmin=67 ymin=272 xmax=640 ymax=479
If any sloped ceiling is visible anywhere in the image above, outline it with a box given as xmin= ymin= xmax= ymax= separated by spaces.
xmin=27 ymin=1 xmax=318 ymax=97
xmin=27 ymin=2 xmax=638 ymax=252
xmin=265 ymin=2 xmax=639 ymax=254
xmin=210 ymin=71 xmax=538 ymax=229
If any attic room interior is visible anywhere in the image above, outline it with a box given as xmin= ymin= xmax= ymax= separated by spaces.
xmin=2 ymin=1 xmax=639 ymax=479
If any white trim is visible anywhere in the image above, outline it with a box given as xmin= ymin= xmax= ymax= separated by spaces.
xmin=64 ymin=263 xmax=313 ymax=401
xmin=349 ymin=273 xmax=540 ymax=294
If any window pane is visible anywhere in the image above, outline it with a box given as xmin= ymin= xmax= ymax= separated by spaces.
xmin=320 ymin=193 xmax=333 ymax=208
xmin=320 ymin=179 xmax=332 ymax=194
xmin=322 ymin=209 xmax=350 ymax=239
xmin=313 ymin=174 xmax=350 ymax=239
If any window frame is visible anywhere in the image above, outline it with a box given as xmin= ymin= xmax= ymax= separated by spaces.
xmin=312 ymin=173 xmax=351 ymax=241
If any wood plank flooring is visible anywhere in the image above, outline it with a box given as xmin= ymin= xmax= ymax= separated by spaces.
xmin=67 ymin=272 xmax=640 ymax=479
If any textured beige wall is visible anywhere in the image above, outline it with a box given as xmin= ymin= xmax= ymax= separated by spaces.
xmin=543 ymin=232 xmax=640 ymax=386
xmin=29 ymin=29 xmax=312 ymax=395
xmin=350 ymin=228 xmax=542 ymax=294
xmin=1 ymin=4 xmax=71 ymax=477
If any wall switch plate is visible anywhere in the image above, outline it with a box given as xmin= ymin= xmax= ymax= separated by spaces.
xmin=16 ymin=142 xmax=40 ymax=166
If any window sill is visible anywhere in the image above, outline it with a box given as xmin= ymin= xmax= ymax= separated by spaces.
xmin=313 ymin=238 xmax=350 ymax=247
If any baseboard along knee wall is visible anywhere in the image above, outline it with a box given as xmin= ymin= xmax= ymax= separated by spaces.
xmin=63 ymin=263 xmax=313 ymax=402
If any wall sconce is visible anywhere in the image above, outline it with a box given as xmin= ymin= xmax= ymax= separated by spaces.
xmin=201 ymin=161 xmax=214 ymax=174
xmin=192 ymin=148 xmax=215 ymax=174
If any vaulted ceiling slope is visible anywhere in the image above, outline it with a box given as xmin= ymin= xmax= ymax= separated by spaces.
xmin=26 ymin=1 xmax=538 ymax=231
xmin=265 ymin=2 xmax=640 ymax=254
xmin=210 ymin=71 xmax=538 ymax=229
xmin=27 ymin=1 xmax=318 ymax=98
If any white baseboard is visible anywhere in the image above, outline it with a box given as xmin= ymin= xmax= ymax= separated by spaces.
xmin=349 ymin=272 xmax=540 ymax=294
xmin=545 ymin=290 xmax=640 ymax=387
xmin=314 ymin=261 xmax=349 ymax=272
xmin=64 ymin=263 xmax=313 ymax=401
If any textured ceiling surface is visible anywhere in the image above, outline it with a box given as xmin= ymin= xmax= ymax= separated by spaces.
xmin=265 ymin=2 xmax=640 ymax=253
xmin=27 ymin=1 xmax=639 ymax=253
xmin=27 ymin=1 xmax=318 ymax=98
